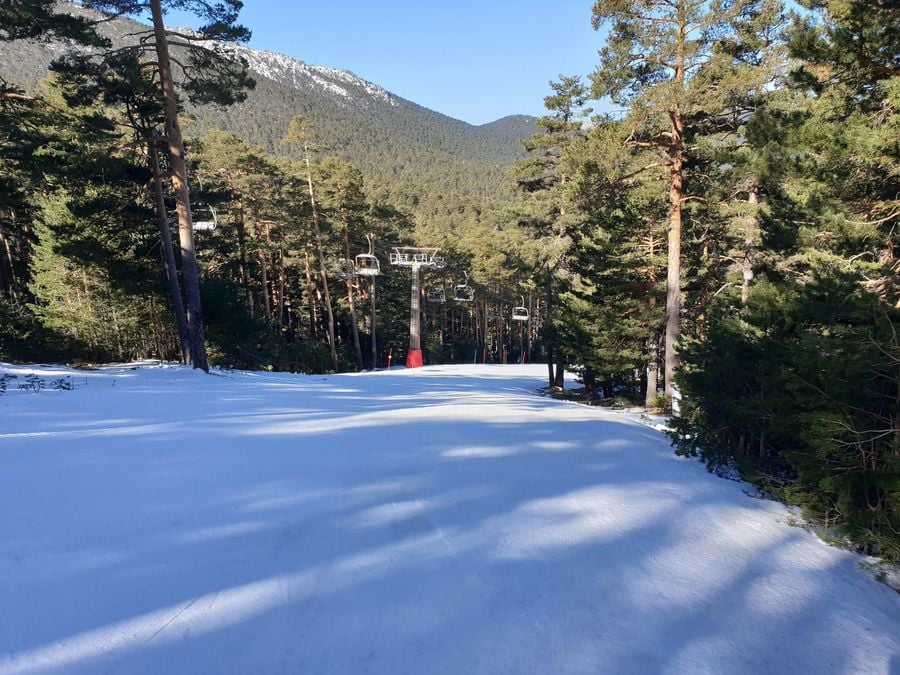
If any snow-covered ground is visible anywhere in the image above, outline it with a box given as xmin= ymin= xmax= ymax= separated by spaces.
xmin=1 ymin=363 xmax=898 ymax=674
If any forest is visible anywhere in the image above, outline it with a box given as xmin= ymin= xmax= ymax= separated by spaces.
xmin=0 ymin=0 xmax=897 ymax=558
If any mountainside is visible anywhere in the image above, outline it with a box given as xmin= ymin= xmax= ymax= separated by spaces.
xmin=0 ymin=4 xmax=537 ymax=200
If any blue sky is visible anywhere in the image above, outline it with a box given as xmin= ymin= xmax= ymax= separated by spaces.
xmin=165 ymin=1 xmax=603 ymax=125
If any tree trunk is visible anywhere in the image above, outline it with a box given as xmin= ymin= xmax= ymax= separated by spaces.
xmin=554 ymin=349 xmax=565 ymax=389
xmin=0 ymin=225 xmax=15 ymax=300
xmin=303 ymin=140 xmax=337 ymax=370
xmin=741 ymin=184 xmax=759 ymax=305
xmin=303 ymin=248 xmax=318 ymax=338
xmin=254 ymin=211 xmax=271 ymax=322
xmin=645 ymin=299 xmax=660 ymax=409
xmin=525 ymin=290 xmax=532 ymax=363
xmin=149 ymin=140 xmax=190 ymax=364
xmin=342 ymin=221 xmax=363 ymax=370
xmin=150 ymin=0 xmax=208 ymax=371
xmin=645 ymin=231 xmax=660 ymax=407
xmin=236 ymin=207 xmax=254 ymax=317
xmin=664 ymin=22 xmax=686 ymax=398
xmin=544 ymin=267 xmax=556 ymax=388
xmin=262 ymin=219 xmax=275 ymax=322
xmin=277 ymin=224 xmax=286 ymax=330
xmin=370 ymin=274 xmax=377 ymax=369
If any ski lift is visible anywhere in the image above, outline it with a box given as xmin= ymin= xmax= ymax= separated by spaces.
xmin=355 ymin=253 xmax=380 ymax=276
xmin=356 ymin=235 xmax=380 ymax=276
xmin=332 ymin=258 xmax=356 ymax=278
xmin=191 ymin=203 xmax=218 ymax=231
xmin=512 ymin=295 xmax=529 ymax=322
xmin=453 ymin=271 xmax=475 ymax=302
xmin=426 ymin=285 xmax=446 ymax=303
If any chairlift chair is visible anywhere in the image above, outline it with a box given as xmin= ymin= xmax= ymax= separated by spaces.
xmin=332 ymin=258 xmax=356 ymax=278
xmin=426 ymin=285 xmax=446 ymax=303
xmin=454 ymin=286 xmax=475 ymax=302
xmin=355 ymin=253 xmax=380 ymax=276
xmin=512 ymin=295 xmax=529 ymax=322
xmin=453 ymin=271 xmax=475 ymax=302
xmin=192 ymin=203 xmax=218 ymax=231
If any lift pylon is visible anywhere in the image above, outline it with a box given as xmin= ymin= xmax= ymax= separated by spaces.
xmin=389 ymin=247 xmax=446 ymax=368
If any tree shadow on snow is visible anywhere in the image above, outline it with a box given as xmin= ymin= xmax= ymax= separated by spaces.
xmin=1 ymin=368 xmax=898 ymax=674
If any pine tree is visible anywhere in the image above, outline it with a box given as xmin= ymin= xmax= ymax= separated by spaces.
xmin=283 ymin=116 xmax=338 ymax=371
xmin=566 ymin=123 xmax=669 ymax=404
xmin=319 ymin=157 xmax=369 ymax=370
xmin=513 ymin=75 xmax=589 ymax=389
xmin=669 ymin=0 xmax=899 ymax=557
xmin=590 ymin=0 xmax=784 ymax=397
xmin=0 ymin=0 xmax=107 ymax=307
xmin=80 ymin=0 xmax=255 ymax=370
xmin=51 ymin=46 xmax=194 ymax=363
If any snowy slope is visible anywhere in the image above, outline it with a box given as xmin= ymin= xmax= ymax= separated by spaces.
xmin=221 ymin=43 xmax=399 ymax=110
xmin=1 ymin=363 xmax=898 ymax=674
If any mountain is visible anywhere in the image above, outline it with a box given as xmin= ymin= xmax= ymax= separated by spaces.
xmin=0 ymin=4 xmax=537 ymax=200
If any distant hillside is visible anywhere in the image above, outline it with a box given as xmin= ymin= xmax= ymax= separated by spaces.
xmin=0 ymin=4 xmax=537 ymax=201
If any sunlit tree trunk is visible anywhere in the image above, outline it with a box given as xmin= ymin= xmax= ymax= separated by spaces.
xmin=253 ymin=209 xmax=271 ymax=322
xmin=742 ymin=185 xmax=759 ymax=304
xmin=664 ymin=18 xmax=686 ymax=398
xmin=150 ymin=0 xmax=208 ymax=371
xmin=149 ymin=140 xmax=189 ymax=364
xmin=341 ymin=219 xmax=363 ymax=369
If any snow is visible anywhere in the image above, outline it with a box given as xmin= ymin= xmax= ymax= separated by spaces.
xmin=0 ymin=363 xmax=897 ymax=674
xmin=215 ymin=42 xmax=398 ymax=107
xmin=163 ymin=26 xmax=398 ymax=108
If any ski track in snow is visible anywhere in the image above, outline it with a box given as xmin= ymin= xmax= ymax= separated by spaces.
xmin=0 ymin=363 xmax=897 ymax=674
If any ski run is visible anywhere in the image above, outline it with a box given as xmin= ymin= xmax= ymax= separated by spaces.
xmin=1 ymin=362 xmax=898 ymax=674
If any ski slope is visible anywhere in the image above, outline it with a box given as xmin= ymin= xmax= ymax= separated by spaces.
xmin=1 ymin=363 xmax=898 ymax=674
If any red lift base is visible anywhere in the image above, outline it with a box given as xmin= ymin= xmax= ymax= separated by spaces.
xmin=406 ymin=349 xmax=423 ymax=368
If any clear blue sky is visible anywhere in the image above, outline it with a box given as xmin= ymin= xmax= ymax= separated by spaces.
xmin=165 ymin=1 xmax=603 ymax=125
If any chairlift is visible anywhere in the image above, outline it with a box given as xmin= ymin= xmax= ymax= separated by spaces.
xmin=454 ymin=271 xmax=475 ymax=302
xmin=355 ymin=253 xmax=380 ymax=276
xmin=332 ymin=258 xmax=356 ymax=278
xmin=191 ymin=203 xmax=218 ymax=231
xmin=426 ymin=285 xmax=446 ymax=303
xmin=512 ymin=295 xmax=529 ymax=322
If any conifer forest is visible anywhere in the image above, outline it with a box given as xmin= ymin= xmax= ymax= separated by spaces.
xmin=1 ymin=0 xmax=898 ymax=560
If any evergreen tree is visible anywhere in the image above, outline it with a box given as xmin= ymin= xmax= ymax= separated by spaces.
xmin=79 ymin=0 xmax=255 ymax=370
xmin=283 ymin=116 xmax=338 ymax=371
xmin=318 ymin=157 xmax=369 ymax=370
xmin=513 ymin=75 xmax=589 ymax=389
xmin=0 ymin=0 xmax=108 ymax=336
xmin=670 ymin=0 xmax=899 ymax=557
xmin=590 ymin=0 xmax=784 ymax=397
xmin=567 ymin=124 xmax=669 ymax=403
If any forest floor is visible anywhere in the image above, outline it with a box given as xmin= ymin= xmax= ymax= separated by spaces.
xmin=1 ymin=362 xmax=898 ymax=674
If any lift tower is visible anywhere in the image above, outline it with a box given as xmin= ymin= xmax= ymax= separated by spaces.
xmin=389 ymin=247 xmax=445 ymax=368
